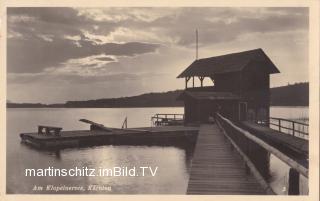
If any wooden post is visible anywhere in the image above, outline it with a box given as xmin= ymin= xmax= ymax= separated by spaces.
xmin=279 ymin=119 xmax=281 ymax=132
xmin=192 ymin=76 xmax=195 ymax=88
xmin=156 ymin=114 xmax=159 ymax=125
xmin=38 ymin=126 xmax=42 ymax=134
xmin=121 ymin=117 xmax=127 ymax=129
xmin=185 ymin=77 xmax=191 ymax=89
xmin=288 ymin=168 xmax=300 ymax=195
xmin=185 ymin=77 xmax=188 ymax=89
xmin=292 ymin=122 xmax=295 ymax=136
xmin=199 ymin=76 xmax=204 ymax=87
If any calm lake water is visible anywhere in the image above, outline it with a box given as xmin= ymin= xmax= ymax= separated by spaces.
xmin=6 ymin=106 xmax=308 ymax=194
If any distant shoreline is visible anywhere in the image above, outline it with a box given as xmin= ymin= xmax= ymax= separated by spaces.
xmin=7 ymin=82 xmax=309 ymax=108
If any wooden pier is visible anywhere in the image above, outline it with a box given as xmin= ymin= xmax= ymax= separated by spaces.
xmin=215 ymin=113 xmax=308 ymax=195
xmin=187 ymin=124 xmax=269 ymax=194
xmin=240 ymin=121 xmax=308 ymax=167
xmin=20 ymin=120 xmax=199 ymax=150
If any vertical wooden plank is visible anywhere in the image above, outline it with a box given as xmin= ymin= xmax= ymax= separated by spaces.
xmin=278 ymin=119 xmax=281 ymax=132
xmin=288 ymin=168 xmax=300 ymax=195
xmin=292 ymin=122 xmax=295 ymax=136
xmin=38 ymin=126 xmax=42 ymax=134
xmin=192 ymin=76 xmax=195 ymax=88
xmin=185 ymin=77 xmax=188 ymax=89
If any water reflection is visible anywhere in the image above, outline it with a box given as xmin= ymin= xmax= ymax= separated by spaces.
xmin=7 ymin=107 xmax=309 ymax=194
xmin=8 ymin=144 xmax=194 ymax=194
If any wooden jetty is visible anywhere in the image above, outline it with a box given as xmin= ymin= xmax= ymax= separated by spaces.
xmin=240 ymin=121 xmax=308 ymax=167
xmin=187 ymin=124 xmax=271 ymax=195
xmin=186 ymin=114 xmax=308 ymax=195
xmin=216 ymin=114 xmax=308 ymax=194
xmin=20 ymin=119 xmax=199 ymax=150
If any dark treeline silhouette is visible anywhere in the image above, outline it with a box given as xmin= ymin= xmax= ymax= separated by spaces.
xmin=7 ymin=82 xmax=308 ymax=108
xmin=64 ymin=90 xmax=182 ymax=108
xmin=270 ymin=82 xmax=308 ymax=106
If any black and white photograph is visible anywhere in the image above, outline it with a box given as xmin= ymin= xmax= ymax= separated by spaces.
xmin=3 ymin=4 xmax=318 ymax=197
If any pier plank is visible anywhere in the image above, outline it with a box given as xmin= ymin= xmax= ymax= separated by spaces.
xmin=187 ymin=124 xmax=266 ymax=195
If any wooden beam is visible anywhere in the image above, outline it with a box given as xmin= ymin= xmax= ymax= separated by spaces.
xmin=79 ymin=119 xmax=113 ymax=132
xmin=288 ymin=168 xmax=300 ymax=195
xmin=185 ymin=77 xmax=187 ymax=89
xmin=185 ymin=77 xmax=191 ymax=89
xmin=199 ymin=76 xmax=204 ymax=87
xmin=192 ymin=76 xmax=195 ymax=88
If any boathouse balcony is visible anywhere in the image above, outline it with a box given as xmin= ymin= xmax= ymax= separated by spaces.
xmin=185 ymin=86 xmax=216 ymax=92
xmin=183 ymin=75 xmax=217 ymax=92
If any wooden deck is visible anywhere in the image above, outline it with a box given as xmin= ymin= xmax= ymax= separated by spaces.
xmin=21 ymin=126 xmax=199 ymax=139
xmin=241 ymin=121 xmax=308 ymax=167
xmin=187 ymin=124 xmax=266 ymax=195
xmin=20 ymin=126 xmax=199 ymax=149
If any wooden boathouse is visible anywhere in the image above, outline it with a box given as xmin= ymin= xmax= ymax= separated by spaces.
xmin=177 ymin=48 xmax=280 ymax=123
xmin=176 ymin=48 xmax=308 ymax=195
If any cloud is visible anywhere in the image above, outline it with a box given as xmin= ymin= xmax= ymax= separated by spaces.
xmin=8 ymin=7 xmax=89 ymax=26
xmin=96 ymin=57 xmax=115 ymax=62
xmin=7 ymin=7 xmax=308 ymax=73
xmin=7 ymin=7 xmax=161 ymax=74
xmin=7 ymin=35 xmax=160 ymax=73
xmin=147 ymin=7 xmax=308 ymax=47
xmin=6 ymin=7 xmax=309 ymax=103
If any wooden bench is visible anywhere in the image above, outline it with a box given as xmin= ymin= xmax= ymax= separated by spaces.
xmin=38 ymin=125 xmax=62 ymax=136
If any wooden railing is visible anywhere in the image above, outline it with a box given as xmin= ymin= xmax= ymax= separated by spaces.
xmin=216 ymin=113 xmax=308 ymax=195
xmin=151 ymin=114 xmax=184 ymax=126
xmin=268 ymin=117 xmax=308 ymax=138
xmin=38 ymin=125 xmax=62 ymax=136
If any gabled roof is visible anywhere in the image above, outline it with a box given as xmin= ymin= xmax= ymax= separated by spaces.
xmin=177 ymin=48 xmax=280 ymax=78
xmin=177 ymin=91 xmax=241 ymax=101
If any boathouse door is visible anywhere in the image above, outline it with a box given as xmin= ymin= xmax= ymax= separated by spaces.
xmin=238 ymin=102 xmax=247 ymax=121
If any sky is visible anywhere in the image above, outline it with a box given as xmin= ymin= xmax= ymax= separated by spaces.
xmin=7 ymin=7 xmax=309 ymax=104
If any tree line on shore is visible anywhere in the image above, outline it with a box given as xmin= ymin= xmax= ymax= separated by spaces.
xmin=7 ymin=82 xmax=308 ymax=108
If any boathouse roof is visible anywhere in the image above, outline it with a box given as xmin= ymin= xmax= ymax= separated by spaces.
xmin=177 ymin=48 xmax=280 ymax=78
xmin=177 ymin=91 xmax=241 ymax=101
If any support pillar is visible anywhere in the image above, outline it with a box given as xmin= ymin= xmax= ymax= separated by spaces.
xmin=185 ymin=77 xmax=191 ymax=89
xmin=199 ymin=76 xmax=204 ymax=87
xmin=192 ymin=76 xmax=195 ymax=88
xmin=288 ymin=168 xmax=300 ymax=195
